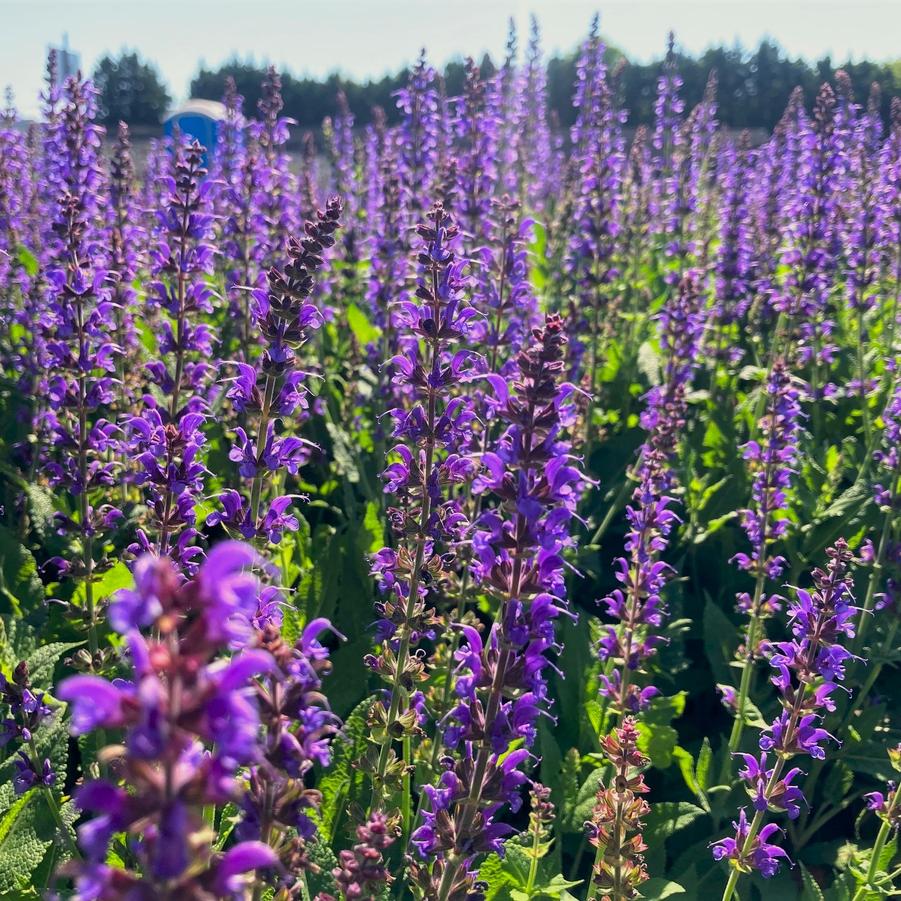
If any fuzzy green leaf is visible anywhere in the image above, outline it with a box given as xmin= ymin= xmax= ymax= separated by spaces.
xmin=25 ymin=642 xmax=83 ymax=688
xmin=800 ymin=863 xmax=826 ymax=901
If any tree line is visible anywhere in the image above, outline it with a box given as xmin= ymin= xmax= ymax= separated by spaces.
xmin=92 ymin=41 xmax=901 ymax=132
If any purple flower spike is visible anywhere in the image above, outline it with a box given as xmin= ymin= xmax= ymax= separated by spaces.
xmin=715 ymin=541 xmax=857 ymax=890
xmin=58 ymin=544 xmax=335 ymax=897
xmin=410 ymin=315 xmax=585 ymax=897
xmin=598 ymin=273 xmax=704 ymax=715
xmin=213 ymin=196 xmax=342 ymax=545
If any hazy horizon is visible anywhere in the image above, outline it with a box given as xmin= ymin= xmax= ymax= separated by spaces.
xmin=3 ymin=0 xmax=901 ymax=117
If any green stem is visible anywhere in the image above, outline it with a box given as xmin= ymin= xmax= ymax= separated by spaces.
xmin=855 ymin=475 xmax=898 ymax=655
xmin=857 ymin=304 xmax=872 ymax=448
xmin=525 ymin=816 xmax=542 ymax=897
xmin=852 ymin=788 xmax=899 ymax=901
xmin=720 ymin=766 xmax=783 ymax=901
xmin=719 ymin=558 xmax=841 ymax=901
xmin=249 ymin=375 xmax=277 ymax=529
xmin=587 ymin=458 xmax=640 ymax=551
xmin=727 ymin=570 xmax=766 ymax=754
xmin=401 ymin=734 xmax=412 ymax=845
xmin=797 ymin=618 xmax=898 ymax=840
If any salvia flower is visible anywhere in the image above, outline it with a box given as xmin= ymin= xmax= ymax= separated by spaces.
xmin=715 ymin=541 xmax=857 ymax=894
xmin=586 ymin=718 xmax=651 ymax=900
xmin=773 ymin=84 xmax=843 ymax=383
xmin=411 ymin=315 xmax=583 ymax=898
xmin=711 ymin=808 xmax=790 ymax=879
xmin=211 ymin=197 xmax=342 ymax=545
xmin=726 ymin=359 xmax=804 ymax=743
xmin=566 ymin=17 xmax=625 ymax=380
xmin=37 ymin=74 xmax=116 ymax=662
xmin=57 ymin=542 xmax=279 ymax=897
xmin=126 ymin=140 xmax=216 ymax=567
xmin=734 ymin=360 xmax=804 ymax=589
xmin=239 ymin=618 xmax=342 ymax=889
xmin=105 ymin=121 xmax=143 ymax=404
xmin=394 ymin=52 xmax=443 ymax=230
xmin=597 ymin=273 xmax=704 ymax=715
xmin=452 ymin=58 xmax=498 ymax=251
xmin=649 ymin=34 xmax=686 ymax=251
xmin=710 ymin=133 xmax=754 ymax=357
xmin=252 ymin=66 xmax=298 ymax=272
xmin=317 ymin=810 xmax=399 ymax=901
xmin=516 ymin=17 xmax=554 ymax=211
xmin=0 ymin=661 xmax=55 ymax=795
xmin=366 ymin=202 xmax=479 ymax=812
xmin=213 ymin=76 xmax=268 ymax=358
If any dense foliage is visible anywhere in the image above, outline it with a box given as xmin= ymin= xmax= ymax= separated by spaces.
xmin=189 ymin=27 xmax=901 ymax=132
xmin=0 ymin=16 xmax=899 ymax=901
xmin=91 ymin=51 xmax=171 ymax=127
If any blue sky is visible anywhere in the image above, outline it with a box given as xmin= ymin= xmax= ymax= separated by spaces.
xmin=3 ymin=0 xmax=900 ymax=116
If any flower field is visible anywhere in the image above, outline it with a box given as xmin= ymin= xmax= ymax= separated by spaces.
xmin=0 ymin=16 xmax=899 ymax=901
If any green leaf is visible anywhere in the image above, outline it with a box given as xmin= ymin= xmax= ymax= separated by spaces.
xmin=0 ymin=617 xmax=37 ymax=674
xmin=324 ymin=422 xmax=361 ymax=483
xmin=696 ymin=737 xmax=713 ymax=791
xmin=72 ymin=561 xmax=133 ymax=608
xmin=0 ymin=790 xmax=75 ymax=894
xmin=561 ymin=766 xmax=605 ymax=833
xmin=23 ymin=486 xmax=57 ymax=543
xmin=0 ymin=526 xmax=43 ymax=617
xmin=25 ymin=641 xmax=83 ymax=688
xmin=643 ymin=802 xmax=706 ymax=873
xmin=673 ymin=745 xmax=712 ymax=812
xmin=703 ymin=598 xmax=736 ymax=684
xmin=674 ymin=746 xmax=699 ymax=795
xmin=641 ymin=878 xmax=687 ymax=899
xmin=536 ymin=873 xmax=582 ymax=896
xmin=585 ymin=699 xmax=603 ymax=737
xmin=558 ymin=748 xmax=581 ymax=828
xmin=637 ymin=340 xmax=661 ymax=385
xmin=316 ymin=695 xmax=374 ymax=842
xmin=876 ymin=833 xmax=898 ymax=873
xmin=482 ymin=839 xmax=580 ymax=900
xmin=638 ymin=722 xmax=679 ymax=769
xmin=362 ymin=501 xmax=384 ymax=554
xmin=644 ymin=692 xmax=687 ymax=724
xmin=15 ymin=247 xmax=39 ymax=278
xmin=637 ymin=693 xmax=684 ymax=769
xmin=692 ymin=510 xmax=739 ymax=544
xmin=823 ymin=760 xmax=854 ymax=803
xmin=478 ymin=851 xmax=517 ymax=899
xmin=538 ymin=723 xmax=564 ymax=798
xmin=509 ymin=872 xmax=582 ymax=900
xmin=346 ymin=302 xmax=381 ymax=346
xmin=305 ymin=837 xmax=341 ymax=898
xmin=800 ymin=863 xmax=826 ymax=901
